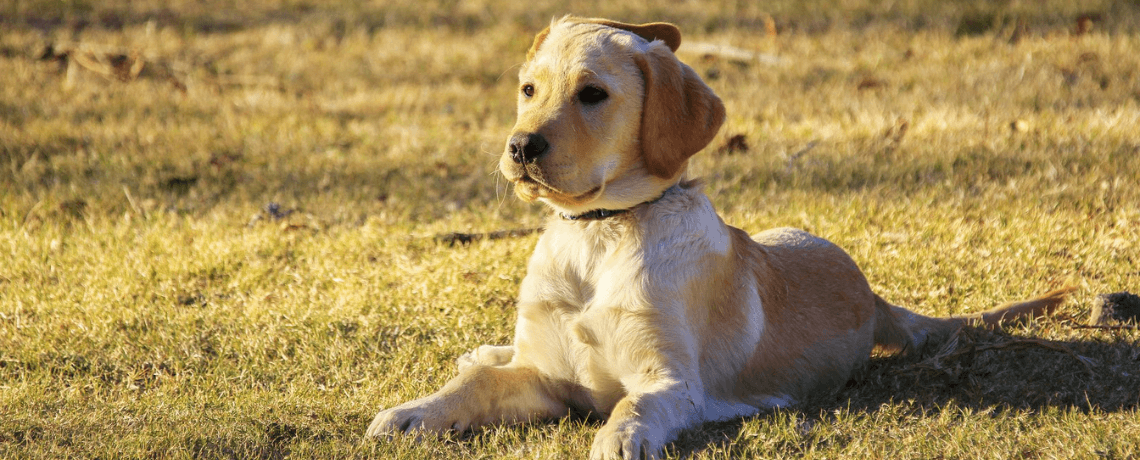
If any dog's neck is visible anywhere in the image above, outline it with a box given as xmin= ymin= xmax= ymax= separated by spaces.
xmin=557 ymin=184 xmax=680 ymax=221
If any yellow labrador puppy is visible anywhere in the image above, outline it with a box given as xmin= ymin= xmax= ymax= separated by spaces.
xmin=368 ymin=16 xmax=1072 ymax=459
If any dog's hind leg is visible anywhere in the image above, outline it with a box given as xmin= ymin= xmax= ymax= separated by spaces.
xmin=458 ymin=345 xmax=515 ymax=371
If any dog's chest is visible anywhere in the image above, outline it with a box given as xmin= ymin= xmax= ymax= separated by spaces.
xmin=515 ymin=193 xmax=740 ymax=409
xmin=520 ymin=217 xmax=721 ymax=409
xmin=516 ymin=222 xmax=654 ymax=403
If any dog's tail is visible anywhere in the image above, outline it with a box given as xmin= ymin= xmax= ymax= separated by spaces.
xmin=872 ymin=287 xmax=1077 ymax=355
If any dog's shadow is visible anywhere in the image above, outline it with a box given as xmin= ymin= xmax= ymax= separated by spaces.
xmin=670 ymin=325 xmax=1140 ymax=457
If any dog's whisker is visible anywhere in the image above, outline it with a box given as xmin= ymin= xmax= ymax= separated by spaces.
xmin=497 ymin=62 xmax=524 ymax=83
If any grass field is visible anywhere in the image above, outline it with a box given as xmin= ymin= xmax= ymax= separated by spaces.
xmin=3 ymin=0 xmax=1140 ymax=458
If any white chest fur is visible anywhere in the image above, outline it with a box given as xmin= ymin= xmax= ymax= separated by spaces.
xmin=511 ymin=187 xmax=761 ymax=416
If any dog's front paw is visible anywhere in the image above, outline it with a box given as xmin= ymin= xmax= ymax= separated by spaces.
xmin=366 ymin=398 xmax=468 ymax=439
xmin=366 ymin=405 xmax=424 ymax=438
xmin=589 ymin=419 xmax=663 ymax=460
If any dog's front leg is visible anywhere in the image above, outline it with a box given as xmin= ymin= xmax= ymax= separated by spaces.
xmin=589 ymin=372 xmax=702 ymax=460
xmin=367 ymin=364 xmax=566 ymax=437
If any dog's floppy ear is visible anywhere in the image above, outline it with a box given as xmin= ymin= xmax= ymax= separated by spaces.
xmin=634 ymin=42 xmax=726 ymax=179
xmin=532 ymin=17 xmax=680 ymax=61
xmin=578 ymin=18 xmax=682 ymax=53
xmin=526 ymin=25 xmax=552 ymax=62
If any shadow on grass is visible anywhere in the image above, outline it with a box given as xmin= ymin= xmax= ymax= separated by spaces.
xmin=669 ymin=325 xmax=1140 ymax=457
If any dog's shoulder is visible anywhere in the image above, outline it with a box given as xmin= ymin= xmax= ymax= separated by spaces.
xmin=639 ymin=182 xmax=730 ymax=257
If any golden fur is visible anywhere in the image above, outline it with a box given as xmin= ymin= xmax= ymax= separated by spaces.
xmin=367 ymin=16 xmax=1074 ymax=459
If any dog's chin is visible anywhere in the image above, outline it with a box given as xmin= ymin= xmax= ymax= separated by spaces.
xmin=510 ymin=176 xmax=604 ymax=210
xmin=511 ymin=178 xmax=544 ymax=203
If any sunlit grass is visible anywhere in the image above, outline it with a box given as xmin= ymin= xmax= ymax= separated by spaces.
xmin=2 ymin=1 xmax=1139 ymax=458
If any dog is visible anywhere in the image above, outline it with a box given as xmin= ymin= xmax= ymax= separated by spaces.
xmin=367 ymin=16 xmax=1074 ymax=459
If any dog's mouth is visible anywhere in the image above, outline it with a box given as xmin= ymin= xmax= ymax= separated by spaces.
xmin=508 ymin=169 xmax=603 ymax=206
xmin=510 ymin=174 xmax=545 ymax=202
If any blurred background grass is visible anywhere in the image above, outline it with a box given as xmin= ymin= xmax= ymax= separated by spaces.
xmin=3 ymin=0 xmax=1138 ymax=224
xmin=2 ymin=1 xmax=1139 ymax=458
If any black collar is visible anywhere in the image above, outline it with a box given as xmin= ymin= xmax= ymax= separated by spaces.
xmin=559 ymin=208 xmax=629 ymax=221
xmin=557 ymin=185 xmax=678 ymax=221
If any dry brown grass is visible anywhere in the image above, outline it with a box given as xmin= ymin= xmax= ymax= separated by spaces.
xmin=2 ymin=1 xmax=1139 ymax=458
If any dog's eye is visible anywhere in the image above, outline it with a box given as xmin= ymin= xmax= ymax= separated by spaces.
xmin=522 ymin=84 xmax=535 ymax=98
xmin=577 ymin=86 xmax=608 ymax=105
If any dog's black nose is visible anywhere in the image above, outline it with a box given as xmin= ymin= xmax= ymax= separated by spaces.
xmin=508 ymin=133 xmax=549 ymax=164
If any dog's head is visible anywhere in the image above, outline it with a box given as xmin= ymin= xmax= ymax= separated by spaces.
xmin=500 ymin=17 xmax=725 ymax=215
